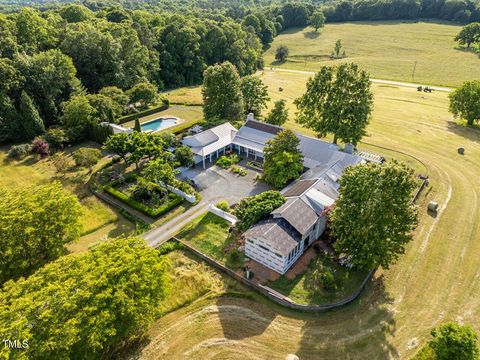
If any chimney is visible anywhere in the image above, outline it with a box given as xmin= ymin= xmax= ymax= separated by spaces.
xmin=246 ymin=113 xmax=254 ymax=122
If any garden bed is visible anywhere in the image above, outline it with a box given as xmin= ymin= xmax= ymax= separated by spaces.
xmin=266 ymin=250 xmax=368 ymax=305
xmin=103 ymin=173 xmax=184 ymax=218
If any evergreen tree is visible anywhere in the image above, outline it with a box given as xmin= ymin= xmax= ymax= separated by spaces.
xmin=17 ymin=91 xmax=45 ymax=141
xmin=134 ymin=117 xmax=141 ymax=132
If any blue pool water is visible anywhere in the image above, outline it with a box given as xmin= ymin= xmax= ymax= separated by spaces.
xmin=141 ymin=117 xmax=177 ymax=132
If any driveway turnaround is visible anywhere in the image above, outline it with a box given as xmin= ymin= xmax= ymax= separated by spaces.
xmin=143 ymin=163 xmax=270 ymax=247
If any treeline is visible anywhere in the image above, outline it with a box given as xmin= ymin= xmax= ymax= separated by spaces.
xmin=323 ymin=0 xmax=480 ymax=23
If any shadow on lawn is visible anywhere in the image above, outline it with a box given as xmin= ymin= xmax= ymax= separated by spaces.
xmin=447 ymin=121 xmax=480 ymax=144
xmin=304 ymin=30 xmax=321 ymax=39
xmin=296 ymin=274 xmax=398 ymax=359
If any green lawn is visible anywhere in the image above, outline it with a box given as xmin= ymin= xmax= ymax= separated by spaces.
xmin=0 ymin=143 xmax=134 ymax=253
xmin=267 ymin=255 xmax=368 ymax=305
xmin=263 ymin=21 xmax=480 ymax=87
xmin=121 ymin=105 xmax=203 ymax=133
xmin=176 ymin=212 xmax=243 ymax=270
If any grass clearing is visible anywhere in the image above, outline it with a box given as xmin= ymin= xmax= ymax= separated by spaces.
xmin=176 ymin=212 xmax=244 ymax=270
xmin=121 ymin=105 xmax=203 ymax=130
xmin=264 ymin=21 xmax=480 ymax=87
xmin=0 ymin=143 xmax=134 ymax=252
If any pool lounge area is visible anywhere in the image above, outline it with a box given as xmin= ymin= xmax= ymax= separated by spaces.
xmin=141 ymin=117 xmax=178 ymax=132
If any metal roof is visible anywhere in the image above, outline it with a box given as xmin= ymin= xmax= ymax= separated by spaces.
xmin=244 ymin=120 xmax=282 ymax=135
xmin=282 ymin=180 xmax=317 ymax=197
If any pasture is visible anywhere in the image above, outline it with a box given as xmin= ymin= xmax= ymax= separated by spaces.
xmin=263 ymin=21 xmax=480 ymax=87
xmin=129 ymin=69 xmax=480 ymax=359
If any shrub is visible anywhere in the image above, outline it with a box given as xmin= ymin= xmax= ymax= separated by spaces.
xmin=216 ymin=200 xmax=230 ymax=212
xmin=72 ymin=148 xmax=101 ymax=168
xmin=44 ymin=127 xmax=68 ymax=151
xmin=231 ymin=166 xmax=247 ymax=176
xmin=157 ymin=241 xmax=184 ymax=255
xmin=320 ymin=271 xmax=335 ymax=290
xmin=7 ymin=144 xmax=31 ymax=159
xmin=31 ymin=138 xmax=49 ymax=156
xmin=216 ymin=155 xmax=232 ymax=169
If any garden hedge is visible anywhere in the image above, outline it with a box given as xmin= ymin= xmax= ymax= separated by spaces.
xmin=117 ymin=99 xmax=170 ymax=124
xmin=103 ymin=183 xmax=184 ymax=218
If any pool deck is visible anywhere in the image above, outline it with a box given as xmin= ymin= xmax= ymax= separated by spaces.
xmin=141 ymin=116 xmax=182 ymax=133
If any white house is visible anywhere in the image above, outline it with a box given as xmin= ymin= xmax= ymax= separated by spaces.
xmin=244 ymin=160 xmax=355 ymax=274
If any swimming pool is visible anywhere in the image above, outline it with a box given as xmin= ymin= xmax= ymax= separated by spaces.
xmin=141 ymin=117 xmax=177 ymax=132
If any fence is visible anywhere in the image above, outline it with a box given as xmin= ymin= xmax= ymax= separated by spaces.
xmin=166 ymin=184 xmax=196 ymax=203
xmin=208 ymin=204 xmax=238 ymax=225
xmin=170 ymin=238 xmax=375 ymax=312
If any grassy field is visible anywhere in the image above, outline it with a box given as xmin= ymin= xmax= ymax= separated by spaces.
xmin=0 ymin=143 xmax=135 ymax=253
xmin=130 ymin=68 xmax=480 ymax=359
xmin=263 ymin=21 xmax=480 ymax=87
xmin=176 ymin=212 xmax=244 ymax=270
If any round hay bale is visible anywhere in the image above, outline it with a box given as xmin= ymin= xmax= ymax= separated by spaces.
xmin=428 ymin=201 xmax=439 ymax=212
xmin=285 ymin=355 xmax=299 ymax=360
xmin=458 ymin=147 xmax=465 ymax=155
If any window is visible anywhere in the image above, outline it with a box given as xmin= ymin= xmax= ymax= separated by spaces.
xmin=274 ymin=252 xmax=282 ymax=258
xmin=258 ymin=244 xmax=270 ymax=252
xmin=247 ymin=238 xmax=254 ymax=243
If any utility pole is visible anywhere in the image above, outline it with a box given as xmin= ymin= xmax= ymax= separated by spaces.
xmin=412 ymin=61 xmax=417 ymax=82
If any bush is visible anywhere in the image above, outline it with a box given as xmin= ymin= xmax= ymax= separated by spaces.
xmin=320 ymin=271 xmax=335 ymax=290
xmin=216 ymin=155 xmax=232 ymax=169
xmin=72 ymin=148 xmax=101 ymax=168
xmin=231 ymin=166 xmax=247 ymax=176
xmin=31 ymin=138 xmax=49 ymax=156
xmin=157 ymin=241 xmax=184 ymax=255
xmin=7 ymin=144 xmax=31 ymax=159
xmin=216 ymin=200 xmax=230 ymax=212
xmin=44 ymin=127 xmax=68 ymax=151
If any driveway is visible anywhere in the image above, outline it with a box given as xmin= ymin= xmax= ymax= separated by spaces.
xmin=143 ymin=162 xmax=270 ymax=247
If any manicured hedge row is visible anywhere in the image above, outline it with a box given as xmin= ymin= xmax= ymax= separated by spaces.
xmin=117 ymin=99 xmax=170 ymax=124
xmin=103 ymin=183 xmax=184 ymax=218
xmin=167 ymin=119 xmax=203 ymax=135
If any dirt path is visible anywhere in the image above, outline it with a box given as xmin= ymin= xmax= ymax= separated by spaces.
xmin=270 ymin=67 xmax=453 ymax=92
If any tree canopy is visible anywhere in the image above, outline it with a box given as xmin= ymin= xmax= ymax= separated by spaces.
xmin=310 ymin=10 xmax=325 ymax=31
xmin=295 ymin=63 xmax=374 ymax=145
xmin=263 ymin=129 xmax=304 ymax=188
xmin=240 ymin=75 xmax=270 ymax=116
xmin=0 ymin=182 xmax=82 ymax=283
xmin=265 ymin=99 xmax=289 ymax=126
xmin=455 ymin=22 xmax=480 ymax=48
xmin=202 ymin=61 xmax=244 ymax=123
xmin=234 ymin=190 xmax=286 ymax=231
xmin=0 ymin=237 xmax=170 ymax=359
xmin=449 ymin=80 xmax=480 ymax=126
xmin=428 ymin=322 xmax=479 ymax=360
xmin=329 ymin=160 xmax=418 ymax=269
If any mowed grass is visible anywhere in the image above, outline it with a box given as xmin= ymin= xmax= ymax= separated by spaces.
xmin=263 ymin=21 xmax=480 ymax=87
xmin=176 ymin=212 xmax=243 ymax=269
xmin=0 ymin=143 xmax=134 ymax=252
xmin=121 ymin=105 xmax=203 ymax=130
xmin=132 ymin=69 xmax=480 ymax=359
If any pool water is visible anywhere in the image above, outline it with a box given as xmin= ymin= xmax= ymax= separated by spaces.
xmin=141 ymin=117 xmax=177 ymax=132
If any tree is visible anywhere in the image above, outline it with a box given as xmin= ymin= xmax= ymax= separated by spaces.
xmin=143 ymin=158 xmax=176 ymax=186
xmin=202 ymin=62 xmax=244 ymax=123
xmin=103 ymin=132 xmax=131 ymax=163
xmin=275 ymin=45 xmax=289 ymax=62
xmin=234 ymin=191 xmax=286 ymax=231
xmin=17 ymin=91 xmax=45 ymax=141
xmin=295 ymin=63 xmax=373 ymax=145
xmin=240 ymin=75 xmax=270 ymax=116
xmin=0 ymin=237 xmax=170 ymax=359
xmin=127 ymin=81 xmax=158 ymax=108
xmin=175 ymin=146 xmax=194 ymax=168
xmin=333 ymin=39 xmax=344 ymax=58
xmin=455 ymin=22 xmax=480 ymax=48
xmin=134 ymin=118 xmax=142 ymax=132
xmin=428 ymin=322 xmax=479 ymax=360
xmin=72 ymin=147 xmax=102 ymax=169
xmin=329 ymin=160 xmax=418 ymax=269
xmin=263 ymin=129 xmax=304 ymax=188
xmin=59 ymin=4 xmax=93 ymax=23
xmin=0 ymin=182 xmax=82 ymax=283
xmin=99 ymin=86 xmax=129 ymax=117
xmin=60 ymin=95 xmax=95 ymax=142
xmin=449 ymin=80 xmax=480 ymax=126
xmin=14 ymin=7 xmax=56 ymax=53
xmin=44 ymin=127 xmax=69 ymax=152
xmin=87 ymin=93 xmax=116 ymax=124
xmin=310 ymin=10 xmax=326 ymax=32
xmin=265 ymin=99 xmax=289 ymax=126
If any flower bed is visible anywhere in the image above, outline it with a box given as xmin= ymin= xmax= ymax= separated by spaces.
xmin=103 ymin=174 xmax=184 ymax=218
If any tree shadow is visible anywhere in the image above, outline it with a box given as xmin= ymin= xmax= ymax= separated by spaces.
xmin=214 ymin=296 xmax=277 ymax=341
xmin=295 ymin=274 xmax=398 ymax=359
xmin=304 ymin=31 xmax=320 ymax=39
xmin=446 ymin=121 xmax=480 ymax=144
xmin=453 ymin=46 xmax=480 ymax=56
